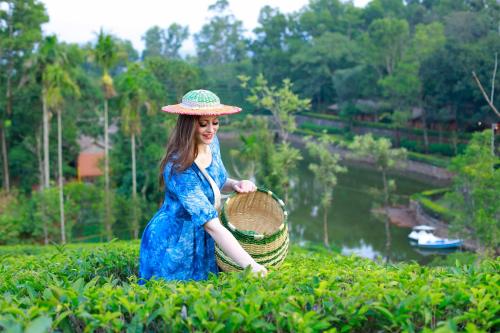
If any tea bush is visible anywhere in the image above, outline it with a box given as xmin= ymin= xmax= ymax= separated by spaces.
xmin=0 ymin=241 xmax=498 ymax=332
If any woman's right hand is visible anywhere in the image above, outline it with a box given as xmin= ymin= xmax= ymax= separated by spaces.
xmin=251 ymin=263 xmax=268 ymax=277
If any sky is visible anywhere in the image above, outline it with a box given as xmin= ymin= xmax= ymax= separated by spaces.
xmin=41 ymin=0 xmax=371 ymax=56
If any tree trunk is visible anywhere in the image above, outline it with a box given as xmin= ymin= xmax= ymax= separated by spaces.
xmin=421 ymin=108 xmax=429 ymax=153
xmin=140 ymin=171 xmax=148 ymax=200
xmin=492 ymin=123 xmax=496 ymax=157
xmin=323 ymin=206 xmax=329 ymax=248
xmin=0 ymin=122 xmax=10 ymax=192
xmin=438 ymin=123 xmax=443 ymax=144
xmin=104 ymin=98 xmax=112 ymax=241
xmin=452 ymin=130 xmax=458 ymax=155
xmin=452 ymin=105 xmax=458 ymax=155
xmin=36 ymin=125 xmax=44 ymax=188
xmin=57 ymin=109 xmax=66 ymax=244
xmin=42 ymin=91 xmax=51 ymax=246
xmin=42 ymin=208 xmax=49 ymax=245
xmin=382 ymin=170 xmax=389 ymax=207
xmin=43 ymin=92 xmax=50 ymax=189
xmin=384 ymin=215 xmax=392 ymax=263
xmin=131 ymin=132 xmax=138 ymax=239
xmin=2 ymin=8 xmax=14 ymax=192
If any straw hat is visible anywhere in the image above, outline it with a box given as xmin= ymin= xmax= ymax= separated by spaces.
xmin=161 ymin=89 xmax=242 ymax=116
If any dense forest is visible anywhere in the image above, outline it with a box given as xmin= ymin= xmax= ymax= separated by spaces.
xmin=0 ymin=0 xmax=499 ymax=245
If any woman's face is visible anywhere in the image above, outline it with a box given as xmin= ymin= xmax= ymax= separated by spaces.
xmin=195 ymin=115 xmax=219 ymax=145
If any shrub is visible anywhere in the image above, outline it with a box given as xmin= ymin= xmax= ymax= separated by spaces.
xmin=428 ymin=143 xmax=466 ymax=157
xmin=400 ymin=138 xmax=422 ymax=153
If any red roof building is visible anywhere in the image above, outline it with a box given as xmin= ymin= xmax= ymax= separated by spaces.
xmin=77 ymin=152 xmax=105 ymax=182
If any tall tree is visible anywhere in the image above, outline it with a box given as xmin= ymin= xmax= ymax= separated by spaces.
xmin=363 ymin=0 xmax=406 ymax=24
xmin=0 ymin=0 xmax=48 ymax=192
xmin=23 ymin=35 xmax=64 ymax=244
xmin=194 ymin=0 xmax=249 ymax=104
xmin=163 ymin=23 xmax=189 ymax=59
xmin=93 ymin=29 xmax=118 ymax=241
xmin=299 ymin=0 xmax=364 ymax=38
xmin=251 ymin=6 xmax=294 ymax=86
xmin=364 ymin=17 xmax=409 ymax=78
xmin=142 ymin=23 xmax=189 ymax=60
xmin=291 ymin=32 xmax=359 ymax=106
xmin=194 ymin=0 xmax=247 ymax=66
xmin=239 ymin=74 xmax=310 ymax=143
xmin=411 ymin=22 xmax=446 ymax=151
xmin=44 ymin=62 xmax=80 ymax=244
xmin=378 ymin=21 xmax=445 ymax=150
xmin=145 ymin=57 xmax=201 ymax=103
xmin=38 ymin=36 xmax=64 ymax=191
xmin=117 ymin=63 xmax=160 ymax=239
xmin=142 ymin=26 xmax=163 ymax=59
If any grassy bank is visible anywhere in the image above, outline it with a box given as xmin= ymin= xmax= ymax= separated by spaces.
xmin=0 ymin=241 xmax=498 ymax=332
xmin=411 ymin=188 xmax=454 ymax=223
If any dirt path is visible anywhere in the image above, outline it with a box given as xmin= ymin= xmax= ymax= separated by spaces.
xmin=385 ymin=206 xmax=416 ymax=228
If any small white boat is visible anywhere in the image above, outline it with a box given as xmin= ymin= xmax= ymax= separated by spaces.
xmin=408 ymin=225 xmax=436 ymax=241
xmin=409 ymin=225 xmax=463 ymax=249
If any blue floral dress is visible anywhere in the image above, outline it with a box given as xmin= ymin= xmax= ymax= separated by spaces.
xmin=138 ymin=135 xmax=227 ymax=283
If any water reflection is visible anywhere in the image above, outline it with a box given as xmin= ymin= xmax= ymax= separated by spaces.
xmin=341 ymin=241 xmax=382 ymax=260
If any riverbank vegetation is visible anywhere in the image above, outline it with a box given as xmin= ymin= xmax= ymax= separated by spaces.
xmin=1 ymin=241 xmax=498 ymax=332
xmin=297 ymin=120 xmax=456 ymax=168
xmin=408 ymin=131 xmax=499 ymax=254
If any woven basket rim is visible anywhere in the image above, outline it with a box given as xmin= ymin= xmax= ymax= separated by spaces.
xmin=215 ymin=230 xmax=288 ymax=259
xmin=216 ymin=239 xmax=289 ymax=271
xmin=221 ymin=187 xmax=288 ymax=240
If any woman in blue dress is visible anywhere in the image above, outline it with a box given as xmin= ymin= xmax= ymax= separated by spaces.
xmin=139 ymin=90 xmax=267 ymax=283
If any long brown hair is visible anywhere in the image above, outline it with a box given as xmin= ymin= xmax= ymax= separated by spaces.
xmin=158 ymin=115 xmax=200 ymax=189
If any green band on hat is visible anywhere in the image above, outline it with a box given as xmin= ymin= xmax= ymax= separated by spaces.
xmin=181 ymin=90 xmax=221 ymax=109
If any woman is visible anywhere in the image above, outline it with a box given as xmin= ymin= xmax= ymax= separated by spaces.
xmin=139 ymin=89 xmax=267 ymax=283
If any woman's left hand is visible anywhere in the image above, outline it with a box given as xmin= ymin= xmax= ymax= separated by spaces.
xmin=232 ymin=180 xmax=257 ymax=193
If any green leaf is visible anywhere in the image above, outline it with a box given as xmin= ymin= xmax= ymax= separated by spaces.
xmin=25 ymin=316 xmax=52 ymax=333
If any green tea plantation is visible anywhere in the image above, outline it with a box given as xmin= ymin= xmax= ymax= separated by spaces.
xmin=0 ymin=241 xmax=498 ymax=332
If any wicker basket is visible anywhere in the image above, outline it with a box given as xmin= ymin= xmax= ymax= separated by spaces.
xmin=215 ymin=188 xmax=289 ymax=272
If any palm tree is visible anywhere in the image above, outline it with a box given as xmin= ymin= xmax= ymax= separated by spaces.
xmin=118 ymin=63 xmax=156 ymax=239
xmin=93 ymin=29 xmax=118 ymax=241
xmin=36 ymin=35 xmax=65 ymax=244
xmin=38 ymin=36 xmax=64 ymax=190
xmin=44 ymin=63 xmax=80 ymax=244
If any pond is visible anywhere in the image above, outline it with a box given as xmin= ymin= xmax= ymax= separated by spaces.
xmin=219 ymin=136 xmax=453 ymax=264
